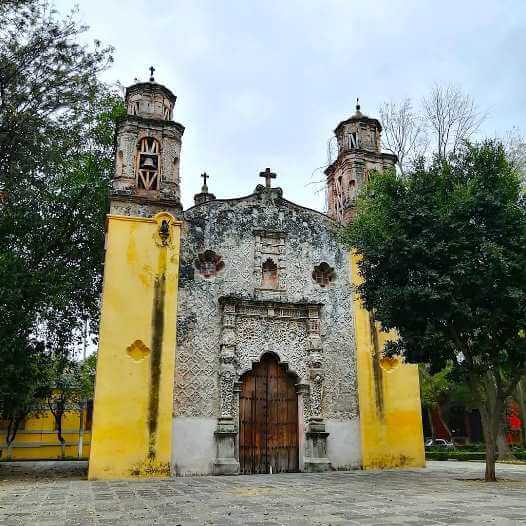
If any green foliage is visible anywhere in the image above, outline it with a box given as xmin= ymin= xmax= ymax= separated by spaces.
xmin=79 ymin=353 xmax=97 ymax=400
xmin=344 ymin=142 xmax=526 ymax=380
xmin=426 ymin=450 xmax=526 ymax=462
xmin=0 ymin=0 xmax=121 ymax=441
xmin=343 ymin=141 xmax=526 ymax=479
xmin=420 ymin=365 xmax=453 ymax=409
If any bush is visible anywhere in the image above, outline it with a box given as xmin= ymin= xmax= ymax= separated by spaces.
xmin=426 ymin=450 xmax=526 ymax=462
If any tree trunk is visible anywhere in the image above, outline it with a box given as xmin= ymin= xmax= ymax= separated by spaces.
xmin=5 ymin=416 xmax=23 ymax=460
xmin=57 ymin=414 xmax=66 ymax=459
xmin=477 ymin=373 xmax=505 ymax=482
xmin=436 ymin=404 xmax=452 ymax=440
xmin=427 ymin=407 xmax=436 ymax=440
xmin=49 ymin=398 xmax=67 ymax=459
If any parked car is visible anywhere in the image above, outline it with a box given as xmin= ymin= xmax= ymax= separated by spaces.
xmin=424 ymin=438 xmax=455 ymax=449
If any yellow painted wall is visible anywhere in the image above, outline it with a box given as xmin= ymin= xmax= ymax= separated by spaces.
xmin=88 ymin=212 xmax=181 ymax=480
xmin=0 ymin=409 xmax=91 ymax=460
xmin=351 ymin=252 xmax=425 ymax=469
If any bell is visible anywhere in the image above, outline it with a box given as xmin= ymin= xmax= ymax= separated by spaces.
xmin=142 ymin=157 xmax=156 ymax=169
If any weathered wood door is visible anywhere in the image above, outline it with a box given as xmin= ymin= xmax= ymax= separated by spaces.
xmin=239 ymin=354 xmax=299 ymax=474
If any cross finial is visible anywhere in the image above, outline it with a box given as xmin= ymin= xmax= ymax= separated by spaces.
xmin=259 ymin=167 xmax=277 ymax=188
xmin=149 ymin=66 xmax=155 ymax=82
xmin=201 ymin=172 xmax=210 ymax=192
xmin=356 ymin=97 xmax=360 ymax=111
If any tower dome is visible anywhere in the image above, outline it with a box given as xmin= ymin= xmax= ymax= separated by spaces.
xmin=125 ymin=81 xmax=176 ymax=121
xmin=110 ymin=69 xmax=185 ymax=216
xmin=325 ymin=100 xmax=396 ymax=224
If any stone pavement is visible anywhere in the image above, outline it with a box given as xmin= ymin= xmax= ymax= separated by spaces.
xmin=0 ymin=461 xmax=525 ymax=525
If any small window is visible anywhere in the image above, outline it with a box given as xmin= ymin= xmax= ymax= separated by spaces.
xmin=194 ymin=250 xmax=225 ymax=278
xmin=312 ymin=262 xmax=335 ymax=288
xmin=261 ymin=258 xmax=278 ymax=289
xmin=349 ymin=132 xmax=357 ymax=149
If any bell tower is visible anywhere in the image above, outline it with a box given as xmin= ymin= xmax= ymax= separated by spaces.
xmin=325 ymin=101 xmax=396 ymax=224
xmin=111 ymin=70 xmax=185 ymax=216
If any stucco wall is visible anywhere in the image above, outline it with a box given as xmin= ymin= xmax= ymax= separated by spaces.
xmin=326 ymin=418 xmax=362 ymax=469
xmin=351 ymin=252 xmax=425 ymax=469
xmin=171 ymin=416 xmax=217 ymax=476
xmin=88 ymin=213 xmax=181 ymax=480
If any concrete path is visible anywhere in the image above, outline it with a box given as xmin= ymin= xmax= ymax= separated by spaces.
xmin=0 ymin=460 xmax=525 ymax=525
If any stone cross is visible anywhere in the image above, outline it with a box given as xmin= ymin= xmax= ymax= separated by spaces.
xmin=259 ymin=168 xmax=276 ymax=188
xmin=149 ymin=66 xmax=155 ymax=82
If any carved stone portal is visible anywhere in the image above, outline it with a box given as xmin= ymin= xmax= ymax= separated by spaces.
xmin=213 ymin=298 xmax=330 ymax=474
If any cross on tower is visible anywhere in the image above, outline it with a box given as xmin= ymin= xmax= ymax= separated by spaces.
xmin=259 ymin=167 xmax=276 ymax=188
xmin=201 ymin=172 xmax=209 ymax=185
xmin=149 ymin=66 xmax=155 ymax=82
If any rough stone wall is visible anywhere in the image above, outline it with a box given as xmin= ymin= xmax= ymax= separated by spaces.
xmin=174 ymin=187 xmax=358 ymax=422
xmin=112 ymin=118 xmax=183 ymax=204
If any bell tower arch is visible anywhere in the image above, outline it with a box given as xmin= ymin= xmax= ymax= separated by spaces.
xmin=111 ymin=72 xmax=185 ymax=217
xmin=325 ymin=100 xmax=396 ymax=224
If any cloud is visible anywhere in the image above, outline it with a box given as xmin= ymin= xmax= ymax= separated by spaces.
xmin=55 ymin=0 xmax=526 ymax=210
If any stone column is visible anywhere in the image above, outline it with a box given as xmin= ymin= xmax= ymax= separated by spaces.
xmin=214 ymin=303 xmax=240 ymax=475
xmin=304 ymin=307 xmax=331 ymax=472
xmin=233 ymin=381 xmax=242 ymax=461
xmin=296 ymin=383 xmax=309 ymax=472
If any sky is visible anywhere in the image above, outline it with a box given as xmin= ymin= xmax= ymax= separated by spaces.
xmin=55 ymin=0 xmax=526 ymax=212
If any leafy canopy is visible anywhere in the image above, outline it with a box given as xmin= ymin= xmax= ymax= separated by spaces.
xmin=0 ymin=0 xmax=123 ymax=430
xmin=343 ymin=141 xmax=526 ymax=390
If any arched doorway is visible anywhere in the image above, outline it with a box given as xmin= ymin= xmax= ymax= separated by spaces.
xmin=239 ymin=353 xmax=299 ymax=474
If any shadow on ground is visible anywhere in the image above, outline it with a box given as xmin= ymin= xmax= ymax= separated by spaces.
xmin=0 ymin=460 xmax=88 ymax=482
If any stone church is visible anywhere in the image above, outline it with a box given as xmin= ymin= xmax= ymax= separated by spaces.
xmin=88 ymin=76 xmax=424 ymax=480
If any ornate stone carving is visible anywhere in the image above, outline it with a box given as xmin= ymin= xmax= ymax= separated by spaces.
xmin=254 ymin=230 xmax=287 ymax=297
xmin=176 ymin=193 xmax=358 ymax=424
xmin=194 ymin=249 xmax=225 ymax=278
xmin=309 ymin=370 xmax=324 ymax=418
xmin=219 ymin=368 xmax=236 ymax=418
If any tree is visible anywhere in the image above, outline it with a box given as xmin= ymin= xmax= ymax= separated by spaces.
xmin=378 ymin=84 xmax=485 ymax=169
xmin=422 ymin=84 xmax=485 ymax=160
xmin=0 ymin=342 xmax=50 ymax=458
xmin=379 ymin=99 xmax=427 ymax=175
xmin=79 ymin=352 xmax=97 ymax=401
xmin=344 ymin=142 xmax=526 ymax=481
xmin=502 ymin=127 xmax=526 ymax=183
xmin=44 ymin=355 xmax=81 ymax=459
xmin=0 ymin=0 xmax=122 ymax=446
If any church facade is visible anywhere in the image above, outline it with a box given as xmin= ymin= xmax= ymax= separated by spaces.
xmin=88 ymin=78 xmax=425 ymax=479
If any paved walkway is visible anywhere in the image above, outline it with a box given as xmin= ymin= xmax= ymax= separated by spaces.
xmin=0 ymin=461 xmax=525 ymax=525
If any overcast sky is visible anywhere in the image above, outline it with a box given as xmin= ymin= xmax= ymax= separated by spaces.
xmin=55 ymin=0 xmax=526 ymax=211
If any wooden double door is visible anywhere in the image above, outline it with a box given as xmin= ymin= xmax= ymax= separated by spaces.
xmin=239 ymin=354 xmax=299 ymax=474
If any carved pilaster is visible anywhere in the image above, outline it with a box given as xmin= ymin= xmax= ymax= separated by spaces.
xmin=218 ymin=303 xmax=238 ymax=419
xmin=215 ymin=303 xmax=240 ymax=474
xmin=304 ymin=345 xmax=330 ymax=472
xmin=309 ymin=370 xmax=324 ymax=418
